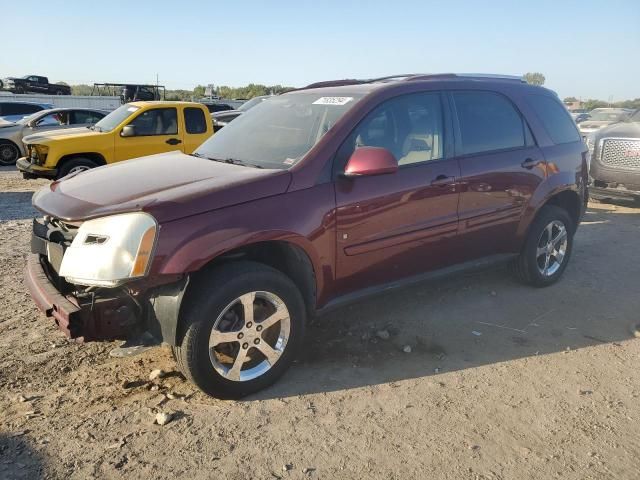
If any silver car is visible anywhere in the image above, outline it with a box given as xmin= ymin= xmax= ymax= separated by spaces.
xmin=578 ymin=108 xmax=633 ymax=138
xmin=0 ymin=108 xmax=108 ymax=165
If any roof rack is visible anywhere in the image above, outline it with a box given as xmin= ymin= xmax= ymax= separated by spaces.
xmin=407 ymin=73 xmax=525 ymax=82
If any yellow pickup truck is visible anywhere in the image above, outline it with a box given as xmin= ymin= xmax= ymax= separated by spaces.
xmin=17 ymin=101 xmax=213 ymax=179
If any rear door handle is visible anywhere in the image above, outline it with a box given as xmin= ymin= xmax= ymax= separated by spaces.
xmin=431 ymin=174 xmax=456 ymax=187
xmin=166 ymin=138 xmax=182 ymax=145
xmin=521 ymin=158 xmax=542 ymax=169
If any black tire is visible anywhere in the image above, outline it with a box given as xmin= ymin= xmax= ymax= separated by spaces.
xmin=172 ymin=261 xmax=306 ymax=399
xmin=511 ymin=205 xmax=574 ymax=287
xmin=0 ymin=141 xmax=20 ymax=166
xmin=56 ymin=157 xmax=99 ymax=179
xmin=15 ymin=86 xmax=24 ymax=94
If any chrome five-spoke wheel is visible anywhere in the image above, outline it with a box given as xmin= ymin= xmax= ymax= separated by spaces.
xmin=209 ymin=291 xmax=291 ymax=382
xmin=536 ymin=220 xmax=568 ymax=277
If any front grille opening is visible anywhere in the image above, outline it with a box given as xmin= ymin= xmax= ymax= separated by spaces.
xmin=600 ymin=139 xmax=640 ymax=169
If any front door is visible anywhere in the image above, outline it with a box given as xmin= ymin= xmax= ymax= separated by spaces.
xmin=450 ymin=90 xmax=546 ymax=260
xmin=114 ymin=107 xmax=184 ymax=162
xmin=334 ymin=92 xmax=461 ymax=296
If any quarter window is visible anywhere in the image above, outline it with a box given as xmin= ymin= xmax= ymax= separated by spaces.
xmin=527 ymin=94 xmax=581 ymax=144
xmin=128 ymin=108 xmax=178 ymax=136
xmin=453 ymin=91 xmax=526 ymax=155
xmin=345 ymin=93 xmax=445 ymax=167
xmin=185 ymin=107 xmax=207 ymax=134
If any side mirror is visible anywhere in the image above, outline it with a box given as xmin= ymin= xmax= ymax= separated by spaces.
xmin=343 ymin=146 xmax=398 ymax=178
xmin=120 ymin=125 xmax=136 ymax=137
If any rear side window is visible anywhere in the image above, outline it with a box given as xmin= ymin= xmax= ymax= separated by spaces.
xmin=185 ymin=107 xmax=207 ymax=134
xmin=528 ymin=95 xmax=581 ymax=144
xmin=453 ymin=91 xmax=526 ymax=155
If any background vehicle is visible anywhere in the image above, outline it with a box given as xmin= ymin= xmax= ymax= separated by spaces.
xmin=24 ymin=74 xmax=587 ymax=398
xmin=570 ymin=112 xmax=590 ymax=124
xmin=17 ymin=101 xmax=213 ymax=178
xmin=579 ymin=108 xmax=633 ymax=137
xmin=0 ymin=108 xmax=107 ymax=165
xmin=211 ymin=95 xmax=271 ymax=131
xmin=0 ymin=101 xmax=54 ymax=122
xmin=588 ymin=109 xmax=640 ymax=202
xmin=0 ymin=75 xmax=71 ymax=95
xmin=91 ymin=83 xmax=166 ymax=104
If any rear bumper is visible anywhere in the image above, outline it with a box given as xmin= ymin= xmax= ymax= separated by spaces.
xmin=25 ymin=254 xmax=137 ymax=341
xmin=16 ymin=157 xmax=57 ymax=179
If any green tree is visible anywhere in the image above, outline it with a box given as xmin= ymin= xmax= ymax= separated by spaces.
xmin=563 ymin=96 xmax=578 ymax=103
xmin=523 ymin=72 xmax=546 ymax=86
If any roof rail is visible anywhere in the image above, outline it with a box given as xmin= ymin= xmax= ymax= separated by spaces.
xmin=407 ymin=73 xmax=525 ymax=83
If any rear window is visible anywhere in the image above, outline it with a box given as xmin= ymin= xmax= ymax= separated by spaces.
xmin=453 ymin=91 xmax=526 ymax=155
xmin=185 ymin=107 xmax=207 ymax=134
xmin=528 ymin=95 xmax=581 ymax=144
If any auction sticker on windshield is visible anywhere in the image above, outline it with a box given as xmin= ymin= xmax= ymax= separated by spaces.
xmin=312 ymin=97 xmax=353 ymax=106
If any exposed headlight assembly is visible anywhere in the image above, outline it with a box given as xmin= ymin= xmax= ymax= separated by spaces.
xmin=59 ymin=212 xmax=158 ymax=287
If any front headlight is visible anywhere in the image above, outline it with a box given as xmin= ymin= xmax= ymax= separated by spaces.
xmin=28 ymin=144 xmax=48 ymax=165
xmin=59 ymin=212 xmax=158 ymax=287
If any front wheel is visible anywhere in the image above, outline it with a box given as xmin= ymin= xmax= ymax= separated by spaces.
xmin=0 ymin=141 xmax=19 ymax=166
xmin=56 ymin=157 xmax=99 ymax=179
xmin=173 ymin=261 xmax=306 ymax=399
xmin=512 ymin=205 xmax=574 ymax=287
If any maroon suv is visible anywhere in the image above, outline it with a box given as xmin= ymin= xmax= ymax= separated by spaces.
xmin=26 ymin=74 xmax=588 ymax=398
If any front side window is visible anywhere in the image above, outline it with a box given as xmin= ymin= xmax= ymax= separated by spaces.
xmin=185 ymin=107 xmax=207 ymax=134
xmin=527 ymin=94 xmax=581 ymax=145
xmin=36 ymin=112 xmax=69 ymax=126
xmin=128 ymin=108 xmax=178 ymax=136
xmin=344 ymin=92 xmax=445 ymax=166
xmin=196 ymin=91 xmax=365 ymax=169
xmin=453 ymin=91 xmax=526 ymax=155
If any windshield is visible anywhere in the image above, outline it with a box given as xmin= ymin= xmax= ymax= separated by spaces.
xmin=589 ymin=110 xmax=628 ymax=122
xmin=93 ymin=104 xmax=139 ymax=132
xmin=238 ymin=96 xmax=270 ymax=112
xmin=629 ymin=110 xmax=640 ymax=122
xmin=195 ymin=92 xmax=364 ymax=169
xmin=17 ymin=111 xmax=46 ymax=125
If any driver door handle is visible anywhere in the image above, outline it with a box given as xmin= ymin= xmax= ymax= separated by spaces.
xmin=166 ymin=138 xmax=182 ymax=145
xmin=430 ymin=175 xmax=456 ymax=187
xmin=521 ymin=158 xmax=543 ymax=169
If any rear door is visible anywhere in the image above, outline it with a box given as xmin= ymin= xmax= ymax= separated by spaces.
xmin=450 ymin=90 xmax=546 ymax=260
xmin=333 ymin=92 xmax=461 ymax=295
xmin=114 ymin=107 xmax=183 ymax=162
xmin=182 ymin=106 xmax=211 ymax=153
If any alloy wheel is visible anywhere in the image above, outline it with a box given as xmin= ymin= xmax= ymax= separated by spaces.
xmin=536 ymin=220 xmax=568 ymax=277
xmin=208 ymin=291 xmax=291 ymax=382
xmin=0 ymin=144 xmax=18 ymax=165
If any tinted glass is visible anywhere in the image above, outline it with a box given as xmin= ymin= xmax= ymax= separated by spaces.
xmin=528 ymin=95 xmax=581 ymax=144
xmin=206 ymin=104 xmax=234 ymax=113
xmin=129 ymin=108 xmax=178 ymax=136
xmin=196 ymin=92 xmax=364 ymax=169
xmin=2 ymin=103 xmax=43 ymax=115
xmin=349 ymin=93 xmax=444 ymax=165
xmin=72 ymin=111 xmax=104 ymax=124
xmin=453 ymin=91 xmax=525 ymax=155
xmin=185 ymin=107 xmax=207 ymax=134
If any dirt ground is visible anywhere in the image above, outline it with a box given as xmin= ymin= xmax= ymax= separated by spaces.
xmin=0 ymin=166 xmax=639 ymax=480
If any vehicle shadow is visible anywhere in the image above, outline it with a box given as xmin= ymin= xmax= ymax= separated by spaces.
xmin=252 ymin=204 xmax=640 ymax=399
xmin=0 ymin=192 xmax=38 ymax=222
xmin=0 ymin=433 xmax=46 ymax=479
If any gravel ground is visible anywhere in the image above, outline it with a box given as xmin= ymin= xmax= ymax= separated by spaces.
xmin=1 ymin=166 xmax=639 ymax=479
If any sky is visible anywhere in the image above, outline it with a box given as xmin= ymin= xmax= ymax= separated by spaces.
xmin=2 ymin=0 xmax=638 ymax=101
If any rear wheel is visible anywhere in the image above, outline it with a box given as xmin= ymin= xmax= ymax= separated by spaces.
xmin=57 ymin=157 xmax=99 ymax=179
xmin=0 ymin=141 xmax=19 ymax=166
xmin=512 ymin=205 xmax=574 ymax=287
xmin=173 ymin=261 xmax=305 ymax=399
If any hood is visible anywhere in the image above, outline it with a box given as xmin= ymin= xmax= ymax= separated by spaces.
xmin=0 ymin=121 xmax=20 ymax=131
xmin=23 ymin=127 xmax=102 ymax=145
xmin=593 ymin=121 xmax=640 ymax=140
xmin=579 ymin=120 xmax=617 ymax=130
xmin=32 ymin=151 xmax=292 ymax=223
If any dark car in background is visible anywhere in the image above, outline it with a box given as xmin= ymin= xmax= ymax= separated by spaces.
xmin=24 ymin=74 xmax=587 ymax=398
xmin=578 ymin=108 xmax=632 ymax=137
xmin=211 ymin=95 xmax=271 ymax=131
xmin=588 ymin=109 xmax=640 ymax=202
xmin=0 ymin=101 xmax=55 ymax=123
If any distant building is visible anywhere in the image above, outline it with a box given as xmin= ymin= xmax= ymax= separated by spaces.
xmin=564 ymin=100 xmax=583 ymax=111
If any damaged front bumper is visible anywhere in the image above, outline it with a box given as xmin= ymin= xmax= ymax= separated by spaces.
xmin=26 ymin=217 xmax=188 ymax=345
